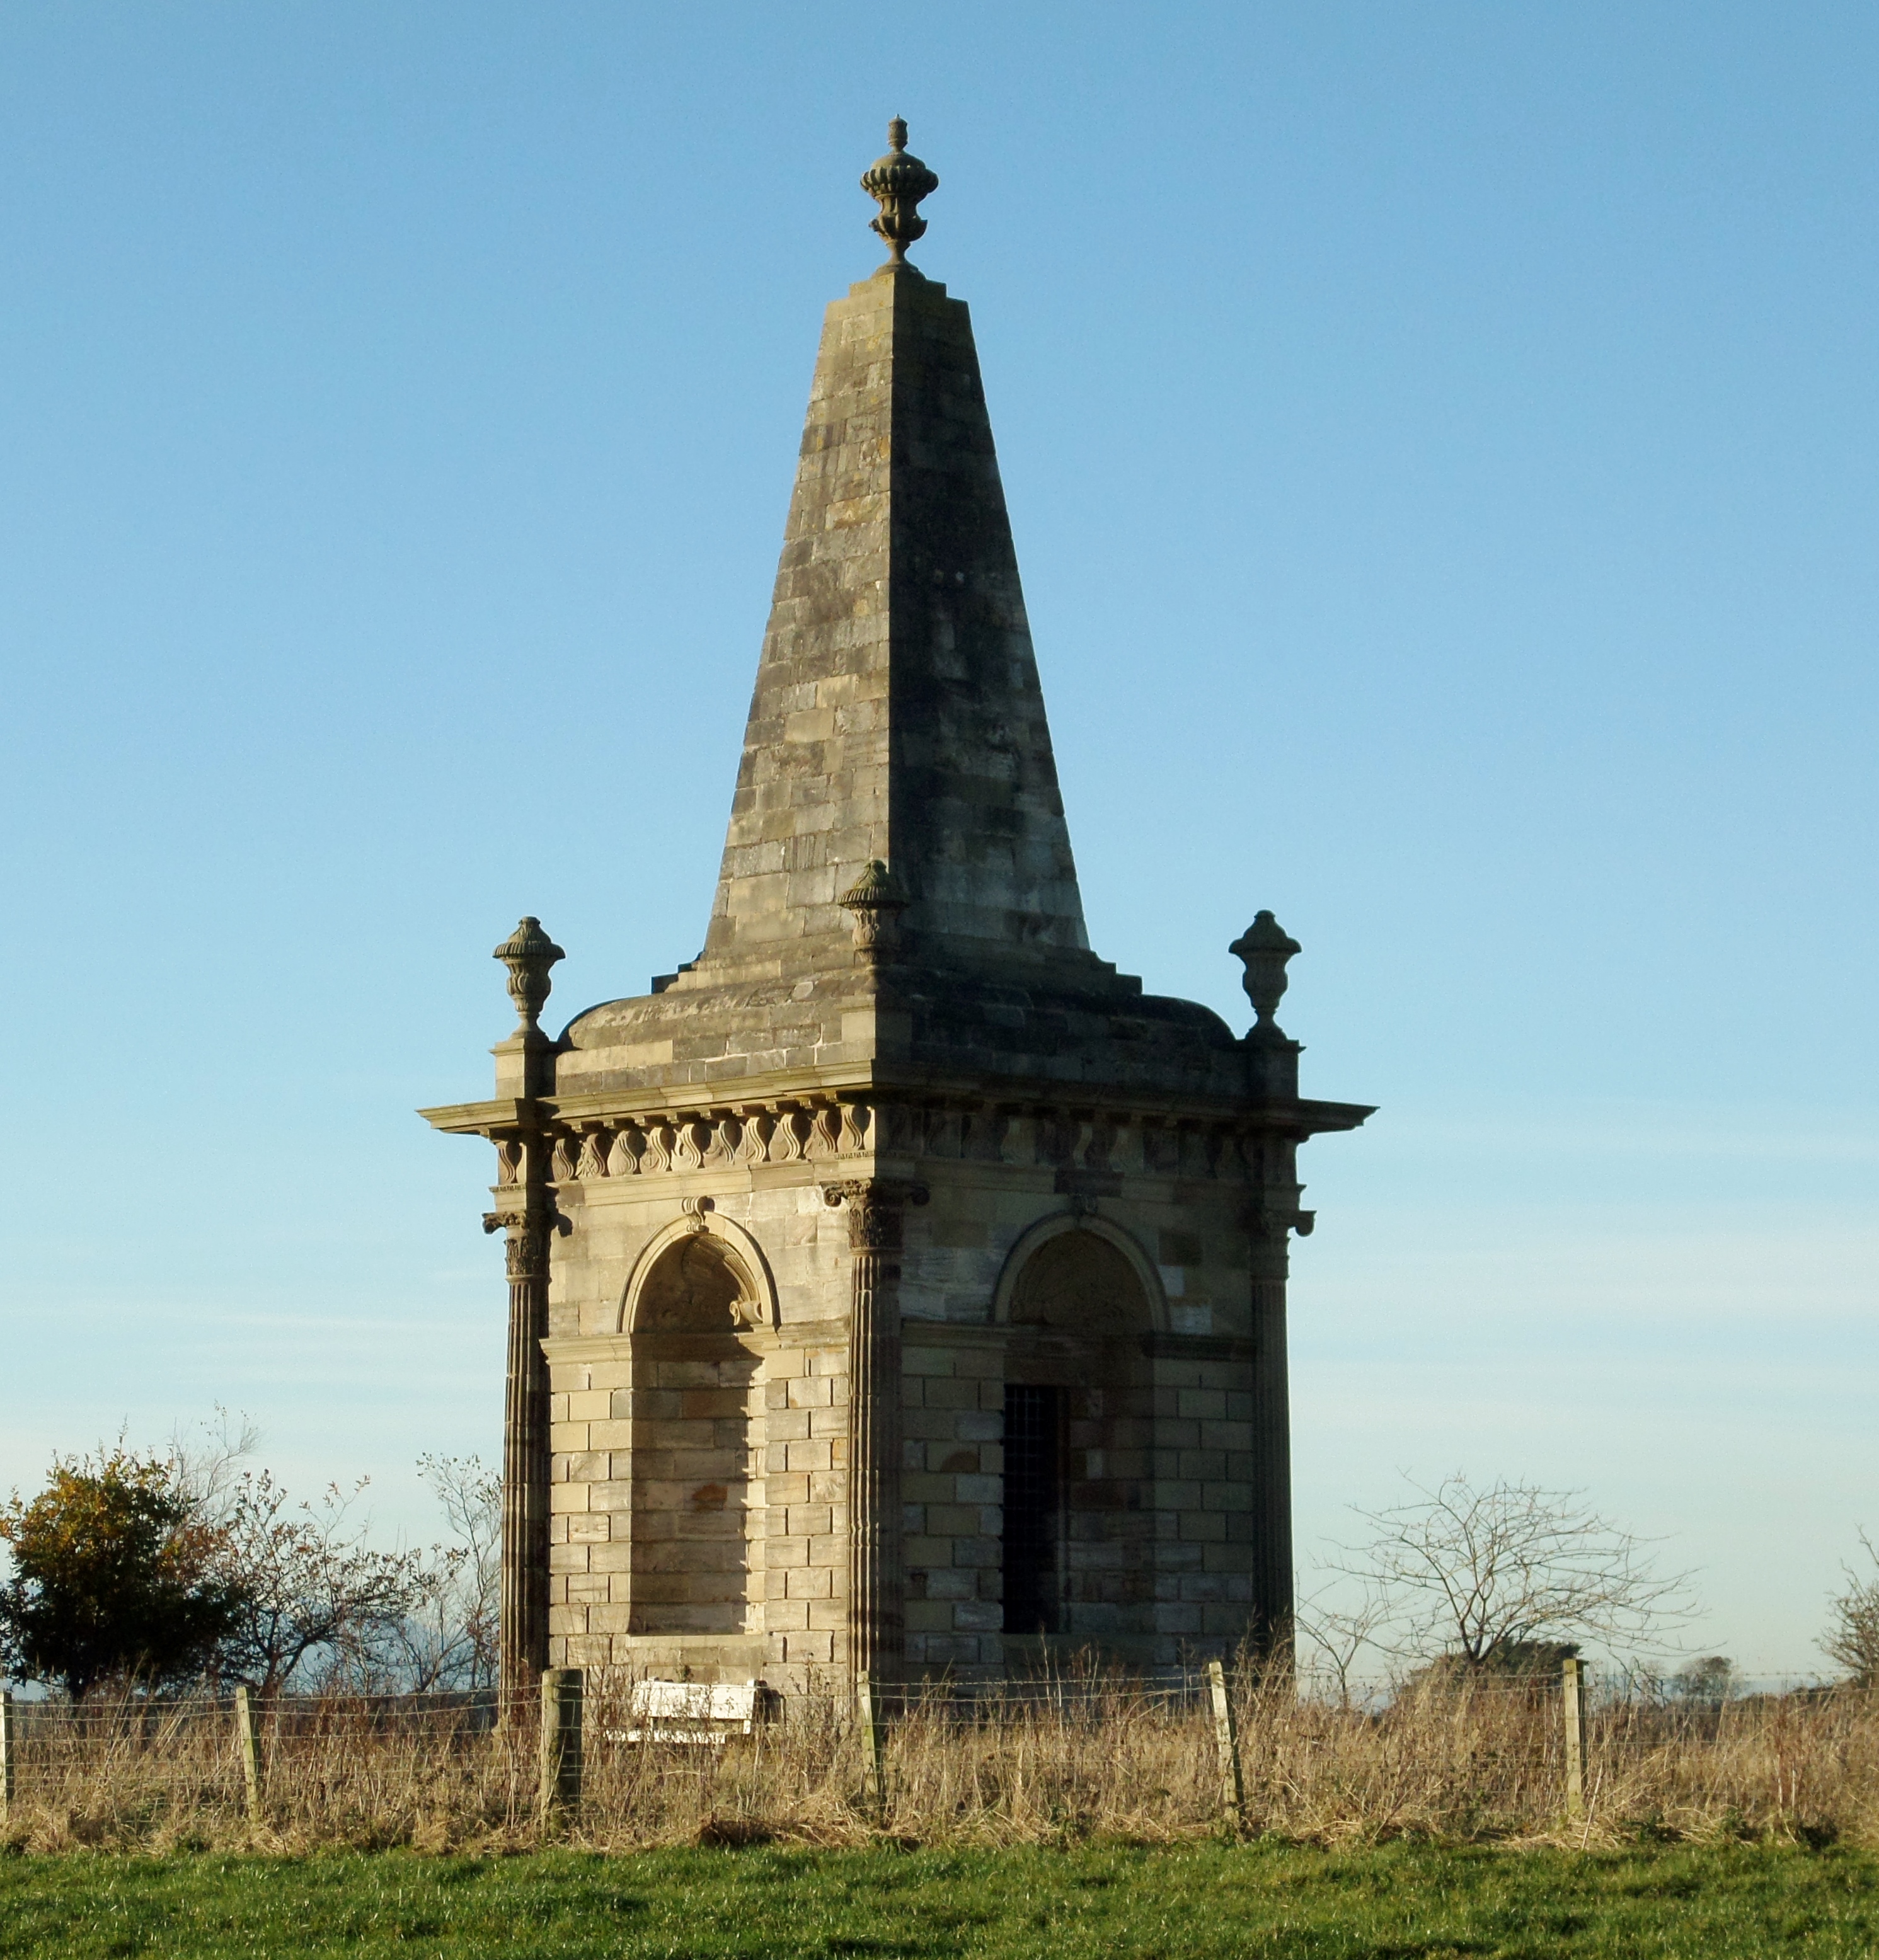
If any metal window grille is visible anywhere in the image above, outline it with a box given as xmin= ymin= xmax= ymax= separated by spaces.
xmin=1003 ymin=1384 xmax=1062 ymax=1634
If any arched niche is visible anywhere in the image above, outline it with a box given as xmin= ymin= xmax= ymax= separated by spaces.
xmin=991 ymin=1212 xmax=1168 ymax=1334
xmin=622 ymin=1214 xmax=771 ymax=1638
xmin=619 ymin=1212 xmax=778 ymax=1335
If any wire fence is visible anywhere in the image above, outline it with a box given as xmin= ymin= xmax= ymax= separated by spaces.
xmin=2 ymin=1664 xmax=1874 ymax=1853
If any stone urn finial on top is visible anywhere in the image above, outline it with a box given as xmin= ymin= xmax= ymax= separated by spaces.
xmin=1229 ymin=910 xmax=1301 ymax=1037
xmin=861 ymin=118 xmax=939 ymax=267
xmin=493 ymin=915 xmax=565 ymax=1034
xmin=839 ymin=859 xmax=909 ymax=963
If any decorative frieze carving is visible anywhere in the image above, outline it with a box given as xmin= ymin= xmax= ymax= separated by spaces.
xmin=966 ymin=1107 xmax=1008 ymax=1163
xmin=1176 ymin=1126 xmax=1221 ymax=1179
xmin=922 ymin=1106 xmax=964 ymax=1159
xmin=1035 ymin=1112 xmax=1076 ymax=1169
xmin=502 ymin=1096 xmax=1290 ymax=1196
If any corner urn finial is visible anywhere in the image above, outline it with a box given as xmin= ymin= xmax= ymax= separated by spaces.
xmin=861 ymin=117 xmax=939 ymax=266
xmin=1229 ymin=910 xmax=1301 ymax=1034
xmin=493 ymin=915 xmax=565 ymax=1033
xmin=839 ymin=859 xmax=909 ymax=961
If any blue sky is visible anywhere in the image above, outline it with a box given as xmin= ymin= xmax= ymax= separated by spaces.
xmin=2 ymin=3 xmax=1874 ymax=1671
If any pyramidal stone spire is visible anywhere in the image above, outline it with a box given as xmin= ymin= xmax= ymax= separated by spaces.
xmin=701 ymin=119 xmax=1088 ymax=978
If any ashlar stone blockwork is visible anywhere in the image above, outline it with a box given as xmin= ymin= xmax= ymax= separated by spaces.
xmin=424 ymin=126 xmax=1371 ymax=1696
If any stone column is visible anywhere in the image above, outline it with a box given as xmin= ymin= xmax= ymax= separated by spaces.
xmin=1246 ymin=1205 xmax=1295 ymax=1660
xmin=825 ymin=1178 xmax=926 ymax=1694
xmin=488 ymin=1195 xmax=553 ymax=1698
xmin=1236 ymin=968 xmax=1307 ymax=1666
xmin=483 ymin=917 xmax=565 ymax=1700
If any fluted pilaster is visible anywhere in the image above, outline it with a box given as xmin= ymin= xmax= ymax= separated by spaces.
xmin=489 ymin=1197 xmax=553 ymax=1697
xmin=1247 ymin=1220 xmax=1295 ymax=1658
xmin=825 ymin=1178 xmax=927 ymax=1692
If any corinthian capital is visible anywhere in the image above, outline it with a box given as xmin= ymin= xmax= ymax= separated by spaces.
xmin=482 ymin=1202 xmax=560 ymax=1278
xmin=822 ymin=1178 xmax=929 ymax=1253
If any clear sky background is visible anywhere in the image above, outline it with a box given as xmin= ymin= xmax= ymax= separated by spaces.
xmin=2 ymin=3 xmax=1874 ymax=1673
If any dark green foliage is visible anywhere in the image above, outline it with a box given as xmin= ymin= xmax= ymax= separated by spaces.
xmin=1 ymin=1844 xmax=1876 ymax=1958
xmin=0 ymin=1451 xmax=243 ymax=1699
xmin=1670 ymin=1656 xmax=1740 ymax=1705
xmin=1403 ymin=1639 xmax=1582 ymax=1692
xmin=2 ymin=1433 xmax=498 ymax=1700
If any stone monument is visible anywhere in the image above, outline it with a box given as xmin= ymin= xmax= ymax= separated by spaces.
xmin=423 ymin=122 xmax=1372 ymax=1697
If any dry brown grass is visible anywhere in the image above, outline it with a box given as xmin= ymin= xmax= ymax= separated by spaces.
xmin=4 ymin=1668 xmax=1875 ymax=1855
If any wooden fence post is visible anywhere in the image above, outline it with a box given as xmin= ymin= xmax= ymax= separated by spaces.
xmin=857 ymin=1675 xmax=887 ymax=1809
xmin=1 ymin=1689 xmax=14 ymax=1821
xmin=1561 ymin=1654 xmax=1587 ymax=1820
xmin=538 ymin=1668 xmax=583 ymax=1824
xmin=1206 ymin=1659 xmax=1245 ymax=1831
xmin=233 ymin=1686 xmax=262 ymax=1824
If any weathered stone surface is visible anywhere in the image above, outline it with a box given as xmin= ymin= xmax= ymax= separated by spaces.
xmin=707 ymin=261 xmax=1086 ymax=963
xmin=554 ymin=261 xmax=1260 ymax=1106
xmin=425 ymin=183 xmax=1372 ymax=1692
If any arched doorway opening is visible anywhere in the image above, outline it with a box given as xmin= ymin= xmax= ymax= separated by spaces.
xmin=628 ymin=1230 xmax=764 ymax=1636
xmin=1002 ymin=1227 xmax=1156 ymax=1646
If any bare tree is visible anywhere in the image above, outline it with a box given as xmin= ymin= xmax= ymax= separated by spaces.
xmin=167 ymin=1418 xmax=505 ymax=1692
xmin=1294 ymin=1581 xmax=1393 ymax=1707
xmin=168 ymin=1407 xmax=262 ymax=1512
xmin=1330 ymin=1472 xmax=1696 ymax=1670
xmin=1820 ymin=1530 xmax=1879 ymax=1688
xmin=204 ymin=1470 xmax=427 ymax=1693
xmin=390 ymin=1455 xmax=501 ymax=1691
xmin=169 ymin=1418 xmax=425 ymax=1692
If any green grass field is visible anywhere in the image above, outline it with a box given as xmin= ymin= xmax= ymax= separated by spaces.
xmin=3 ymin=1843 xmax=1877 ymax=1959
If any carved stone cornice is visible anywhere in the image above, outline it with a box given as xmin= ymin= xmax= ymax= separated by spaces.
xmin=530 ymin=1096 xmax=1309 ymax=1190
xmin=454 ymin=1091 xmax=1368 ymax=1208
xmin=530 ymin=1070 xmax=1373 ymax=1138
